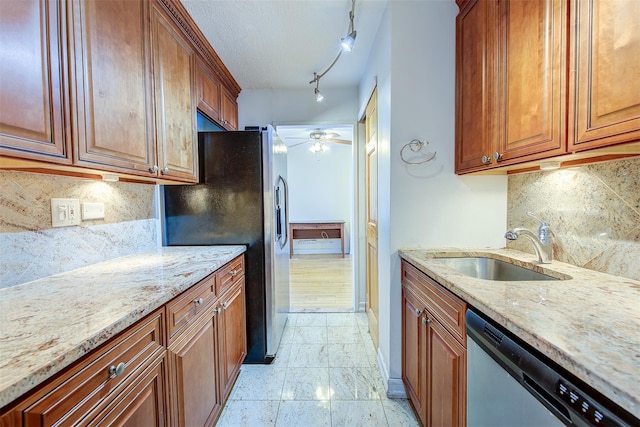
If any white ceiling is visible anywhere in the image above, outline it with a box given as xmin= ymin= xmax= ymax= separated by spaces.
xmin=180 ymin=0 xmax=388 ymax=90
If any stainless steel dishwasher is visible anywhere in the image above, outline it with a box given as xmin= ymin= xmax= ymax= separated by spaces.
xmin=466 ymin=308 xmax=638 ymax=427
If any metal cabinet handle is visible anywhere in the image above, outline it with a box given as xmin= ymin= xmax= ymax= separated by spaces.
xmin=161 ymin=166 xmax=170 ymax=174
xmin=481 ymin=155 xmax=492 ymax=165
xmin=414 ymin=309 xmax=422 ymax=317
xmin=230 ymin=270 xmax=238 ymax=277
xmin=193 ymin=298 xmax=203 ymax=306
xmin=149 ymin=165 xmax=158 ymax=174
xmin=222 ymin=302 xmax=228 ymax=309
xmin=108 ymin=362 xmax=126 ymax=379
xmin=421 ymin=317 xmax=431 ymax=325
xmin=214 ymin=307 xmax=222 ymax=315
xmin=493 ymin=152 xmax=503 ymax=162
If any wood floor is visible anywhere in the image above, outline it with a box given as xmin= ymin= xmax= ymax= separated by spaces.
xmin=289 ymin=254 xmax=352 ymax=311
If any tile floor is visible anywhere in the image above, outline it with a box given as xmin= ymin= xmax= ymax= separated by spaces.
xmin=216 ymin=312 xmax=420 ymax=426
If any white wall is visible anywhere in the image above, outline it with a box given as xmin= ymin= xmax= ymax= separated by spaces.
xmin=359 ymin=1 xmax=508 ymax=396
xmin=287 ymin=142 xmax=352 ymax=254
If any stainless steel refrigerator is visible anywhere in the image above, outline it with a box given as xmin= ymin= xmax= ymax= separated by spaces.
xmin=162 ymin=126 xmax=290 ymax=363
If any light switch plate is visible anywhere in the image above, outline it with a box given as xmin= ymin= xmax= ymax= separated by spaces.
xmin=51 ymin=198 xmax=81 ymax=227
xmin=82 ymin=202 xmax=105 ymax=220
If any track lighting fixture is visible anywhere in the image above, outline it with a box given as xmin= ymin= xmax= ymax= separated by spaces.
xmin=340 ymin=4 xmax=357 ymax=52
xmin=309 ymin=0 xmax=357 ymax=102
xmin=314 ymin=75 xmax=324 ymax=102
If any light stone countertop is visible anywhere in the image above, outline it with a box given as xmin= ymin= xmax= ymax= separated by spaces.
xmin=399 ymin=248 xmax=640 ymax=419
xmin=0 ymin=245 xmax=246 ymax=409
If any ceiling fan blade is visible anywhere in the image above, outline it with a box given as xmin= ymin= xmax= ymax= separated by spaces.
xmin=326 ymin=138 xmax=351 ymax=145
xmin=288 ymin=140 xmax=311 ymax=148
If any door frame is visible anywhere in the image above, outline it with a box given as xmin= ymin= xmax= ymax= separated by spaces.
xmin=274 ymin=121 xmax=359 ymax=311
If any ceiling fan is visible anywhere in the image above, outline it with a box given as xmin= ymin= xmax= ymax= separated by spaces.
xmin=287 ymin=128 xmax=351 ymax=148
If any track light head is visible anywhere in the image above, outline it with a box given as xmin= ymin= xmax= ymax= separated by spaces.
xmin=341 ymin=30 xmax=357 ymax=52
xmin=315 ymin=87 xmax=324 ymax=102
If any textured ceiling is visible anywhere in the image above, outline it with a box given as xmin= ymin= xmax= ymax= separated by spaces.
xmin=180 ymin=0 xmax=388 ymax=90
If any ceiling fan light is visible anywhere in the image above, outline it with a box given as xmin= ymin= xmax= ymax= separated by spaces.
xmin=340 ymin=31 xmax=356 ymax=52
xmin=321 ymin=142 xmax=329 ymax=152
xmin=314 ymin=87 xmax=324 ymax=102
xmin=309 ymin=141 xmax=321 ymax=153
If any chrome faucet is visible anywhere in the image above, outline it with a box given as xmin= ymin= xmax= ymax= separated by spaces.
xmin=505 ymin=212 xmax=552 ymax=264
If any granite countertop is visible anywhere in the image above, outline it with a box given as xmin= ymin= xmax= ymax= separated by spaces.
xmin=0 ymin=245 xmax=246 ymax=409
xmin=399 ymin=248 xmax=640 ymax=419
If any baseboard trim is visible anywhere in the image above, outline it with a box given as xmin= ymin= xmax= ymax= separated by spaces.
xmin=387 ymin=378 xmax=407 ymax=399
xmin=376 ymin=349 xmax=408 ymax=398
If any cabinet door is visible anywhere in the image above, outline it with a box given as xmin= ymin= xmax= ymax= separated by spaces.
xmin=426 ymin=316 xmax=466 ymax=427
xmin=89 ymin=355 xmax=167 ymax=427
xmin=71 ymin=0 xmax=156 ymax=175
xmin=151 ymin=3 xmax=198 ymax=182
xmin=218 ymin=278 xmax=247 ymax=401
xmin=196 ymin=58 xmax=221 ymax=123
xmin=569 ymin=0 xmax=640 ymax=151
xmin=496 ymin=0 xmax=567 ymax=163
xmin=221 ymin=86 xmax=238 ymax=131
xmin=401 ymin=288 xmax=427 ymax=426
xmin=0 ymin=0 xmax=71 ymax=163
xmin=168 ymin=310 xmax=222 ymax=427
xmin=455 ymin=0 xmax=497 ymax=172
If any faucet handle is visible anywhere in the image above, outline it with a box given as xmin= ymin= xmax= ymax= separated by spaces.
xmin=527 ymin=212 xmax=549 ymax=227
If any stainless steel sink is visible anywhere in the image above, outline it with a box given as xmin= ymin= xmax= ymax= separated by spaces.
xmin=434 ymin=257 xmax=565 ymax=281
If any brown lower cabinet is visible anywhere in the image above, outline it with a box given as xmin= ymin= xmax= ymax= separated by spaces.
xmin=401 ymin=260 xmax=467 ymax=427
xmin=1 ymin=254 xmax=246 ymax=427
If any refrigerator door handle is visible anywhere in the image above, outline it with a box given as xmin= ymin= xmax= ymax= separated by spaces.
xmin=278 ymin=175 xmax=289 ymax=250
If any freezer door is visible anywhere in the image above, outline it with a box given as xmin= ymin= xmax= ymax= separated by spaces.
xmin=263 ymin=127 xmax=290 ymax=358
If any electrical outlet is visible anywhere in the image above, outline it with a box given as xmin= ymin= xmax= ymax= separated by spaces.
xmin=51 ymin=198 xmax=81 ymax=227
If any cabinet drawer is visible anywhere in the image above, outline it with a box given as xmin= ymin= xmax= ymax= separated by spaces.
xmin=21 ymin=309 xmax=165 ymax=426
xmin=166 ymin=272 xmax=217 ymax=342
xmin=401 ymin=260 xmax=466 ymax=342
xmin=217 ymin=255 xmax=244 ymax=296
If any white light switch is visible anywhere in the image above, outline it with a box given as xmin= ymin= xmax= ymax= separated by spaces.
xmin=51 ymin=198 xmax=81 ymax=227
xmin=82 ymin=202 xmax=105 ymax=220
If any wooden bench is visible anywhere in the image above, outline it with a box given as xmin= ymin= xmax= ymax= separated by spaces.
xmin=289 ymin=221 xmax=345 ymax=258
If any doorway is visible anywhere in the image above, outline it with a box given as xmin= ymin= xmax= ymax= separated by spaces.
xmin=276 ymin=124 xmax=355 ymax=312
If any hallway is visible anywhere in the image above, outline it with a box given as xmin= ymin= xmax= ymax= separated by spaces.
xmin=216 ymin=312 xmax=419 ymax=426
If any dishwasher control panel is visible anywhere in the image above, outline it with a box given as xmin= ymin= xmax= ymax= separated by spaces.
xmin=556 ymin=381 xmax=613 ymax=426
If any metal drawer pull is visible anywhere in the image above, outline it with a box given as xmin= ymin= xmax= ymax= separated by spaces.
xmin=230 ymin=269 xmax=238 ymax=277
xmin=222 ymin=302 xmax=228 ymax=309
xmin=148 ymin=165 xmax=158 ymax=174
xmin=214 ymin=307 xmax=222 ymax=315
xmin=414 ymin=309 xmax=422 ymax=316
xmin=161 ymin=166 xmax=170 ymax=174
xmin=422 ymin=317 xmax=431 ymax=325
xmin=108 ymin=362 xmax=126 ymax=379
xmin=193 ymin=298 xmax=204 ymax=306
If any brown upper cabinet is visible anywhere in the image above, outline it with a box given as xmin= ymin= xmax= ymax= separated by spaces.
xmin=151 ymin=0 xmax=198 ymax=182
xmin=196 ymin=54 xmax=238 ymax=131
xmin=455 ymin=0 xmax=640 ymax=175
xmin=568 ymin=0 xmax=640 ymax=151
xmin=0 ymin=0 xmax=240 ymax=183
xmin=70 ymin=0 xmax=158 ymax=178
xmin=221 ymin=86 xmax=239 ymax=131
xmin=197 ymin=57 xmax=222 ymax=124
xmin=0 ymin=0 xmax=72 ymax=164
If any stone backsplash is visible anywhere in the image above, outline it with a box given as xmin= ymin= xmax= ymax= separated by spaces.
xmin=507 ymin=157 xmax=640 ymax=281
xmin=0 ymin=171 xmax=160 ymax=288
